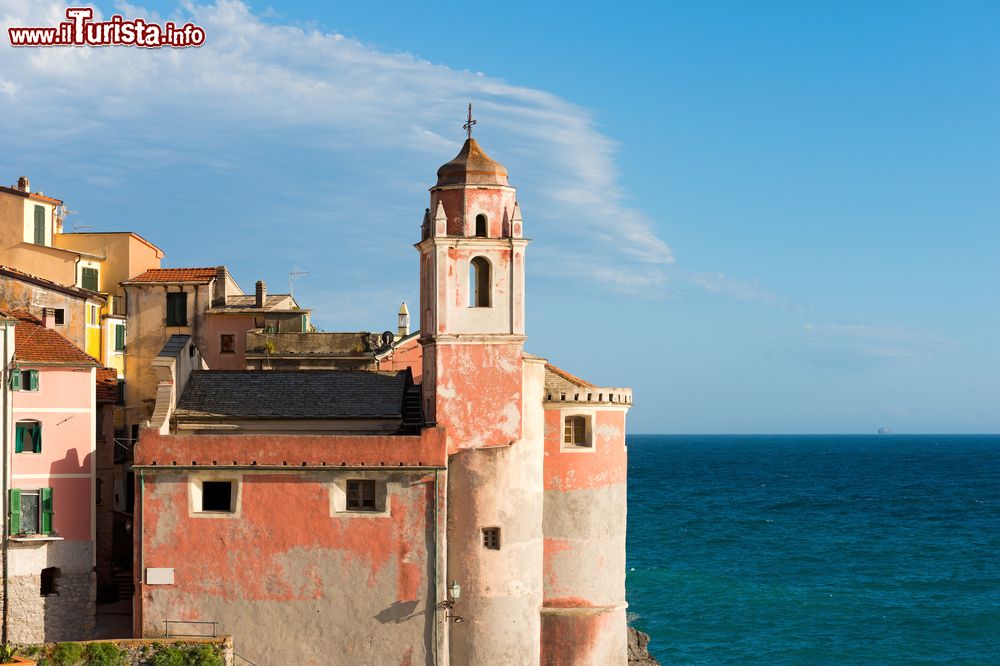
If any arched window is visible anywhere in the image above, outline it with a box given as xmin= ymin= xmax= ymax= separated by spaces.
xmin=469 ymin=257 xmax=491 ymax=308
xmin=474 ymin=214 xmax=487 ymax=237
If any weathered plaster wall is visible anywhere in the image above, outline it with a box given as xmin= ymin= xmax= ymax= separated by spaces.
xmin=446 ymin=357 xmax=545 ymax=666
xmin=124 ymin=283 xmax=212 ymax=426
xmin=0 ymin=277 xmax=88 ymax=350
xmin=138 ymin=464 xmax=440 ymax=665
xmin=540 ymin=407 xmax=628 ymax=665
xmin=430 ymin=185 xmax=517 ymax=239
xmin=425 ymin=342 xmax=523 ymax=452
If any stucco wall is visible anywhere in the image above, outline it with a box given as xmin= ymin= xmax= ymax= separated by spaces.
xmin=540 ymin=407 xmax=628 ymax=665
xmin=202 ymin=314 xmax=254 ymax=370
xmin=425 ymin=342 xmax=523 ymax=452
xmin=124 ymin=283 xmax=212 ymax=426
xmin=138 ymin=463 xmax=441 ymax=665
xmin=445 ymin=357 xmax=545 ymax=666
xmin=0 ymin=277 xmax=88 ymax=350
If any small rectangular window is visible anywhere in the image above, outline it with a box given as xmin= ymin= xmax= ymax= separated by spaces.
xmin=114 ymin=325 xmax=125 ymax=351
xmin=53 ymin=309 xmax=65 ymax=325
xmin=563 ymin=415 xmax=592 ymax=448
xmin=200 ymin=481 xmax=233 ymax=512
xmin=220 ymin=334 xmax=236 ymax=354
xmin=346 ymin=480 xmax=377 ymax=511
xmin=482 ymin=527 xmax=501 ymax=550
xmin=166 ymin=292 xmax=187 ymax=326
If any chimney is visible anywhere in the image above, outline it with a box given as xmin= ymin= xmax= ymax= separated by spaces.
xmin=255 ymin=281 xmax=266 ymax=308
xmin=212 ymin=265 xmax=228 ymax=307
xmin=397 ymin=302 xmax=410 ymax=338
xmin=16 ymin=176 xmax=29 ymax=193
xmin=41 ymin=307 xmax=55 ymax=329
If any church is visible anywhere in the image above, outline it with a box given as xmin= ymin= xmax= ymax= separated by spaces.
xmin=134 ymin=127 xmax=633 ymax=665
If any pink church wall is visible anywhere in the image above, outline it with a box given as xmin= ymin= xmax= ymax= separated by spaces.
xmin=427 ymin=342 xmax=523 ymax=452
xmin=135 ymin=428 xmax=446 ymax=664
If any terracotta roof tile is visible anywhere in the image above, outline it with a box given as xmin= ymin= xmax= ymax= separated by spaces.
xmin=3 ymin=310 xmax=101 ymax=366
xmin=544 ymin=363 xmax=596 ymax=388
xmin=96 ymin=368 xmax=119 ymax=404
xmin=129 ymin=268 xmax=217 ymax=284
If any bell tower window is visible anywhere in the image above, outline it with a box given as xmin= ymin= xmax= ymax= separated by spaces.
xmin=469 ymin=257 xmax=491 ymax=308
xmin=474 ymin=214 xmax=487 ymax=237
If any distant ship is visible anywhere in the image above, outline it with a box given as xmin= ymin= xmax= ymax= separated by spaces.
xmin=877 ymin=427 xmax=893 ymax=434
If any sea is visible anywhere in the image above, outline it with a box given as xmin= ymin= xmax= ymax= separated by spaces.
xmin=625 ymin=435 xmax=1000 ymax=665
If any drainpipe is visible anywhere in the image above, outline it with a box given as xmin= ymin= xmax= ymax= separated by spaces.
xmin=432 ymin=469 xmax=438 ymax=666
xmin=2 ymin=320 xmax=13 ymax=644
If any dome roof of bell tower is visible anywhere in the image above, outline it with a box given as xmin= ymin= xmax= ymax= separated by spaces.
xmin=435 ymin=138 xmax=509 ymax=187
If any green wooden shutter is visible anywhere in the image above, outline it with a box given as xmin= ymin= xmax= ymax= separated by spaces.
xmin=34 ymin=423 xmax=42 ymax=453
xmin=28 ymin=369 xmax=39 ymax=391
xmin=33 ymin=206 xmax=45 ymax=244
xmin=14 ymin=423 xmax=24 ymax=453
xmin=40 ymin=488 xmax=53 ymax=535
xmin=81 ymin=267 xmax=99 ymax=291
xmin=8 ymin=489 xmax=21 ymax=535
xmin=9 ymin=369 xmax=21 ymax=391
xmin=115 ymin=325 xmax=125 ymax=351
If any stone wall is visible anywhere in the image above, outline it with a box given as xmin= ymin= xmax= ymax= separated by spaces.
xmin=4 ymin=541 xmax=95 ymax=643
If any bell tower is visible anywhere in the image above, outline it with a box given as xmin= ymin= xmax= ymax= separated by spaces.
xmin=416 ymin=111 xmax=528 ymax=450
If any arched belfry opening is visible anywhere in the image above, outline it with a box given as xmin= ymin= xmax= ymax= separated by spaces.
xmin=469 ymin=256 xmax=491 ymax=308
xmin=475 ymin=214 xmax=488 ymax=237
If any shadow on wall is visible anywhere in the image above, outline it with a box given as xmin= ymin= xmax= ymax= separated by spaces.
xmin=42 ymin=446 xmax=95 ymax=641
xmin=374 ymin=599 xmax=422 ymax=624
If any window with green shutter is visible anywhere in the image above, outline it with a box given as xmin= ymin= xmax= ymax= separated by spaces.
xmin=15 ymin=421 xmax=41 ymax=453
xmin=114 ymin=324 xmax=125 ymax=351
xmin=33 ymin=205 xmax=45 ymax=245
xmin=11 ymin=370 xmax=39 ymax=392
xmin=81 ymin=267 xmax=99 ymax=291
xmin=166 ymin=292 xmax=187 ymax=326
xmin=7 ymin=488 xmax=53 ymax=535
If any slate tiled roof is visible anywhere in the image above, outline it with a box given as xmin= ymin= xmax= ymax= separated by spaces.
xmin=175 ymin=370 xmax=409 ymax=420
xmin=96 ymin=368 xmax=119 ymax=403
xmin=128 ymin=268 xmax=217 ymax=283
xmin=3 ymin=310 xmax=101 ymax=366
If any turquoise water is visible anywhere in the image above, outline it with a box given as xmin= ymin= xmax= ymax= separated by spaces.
xmin=625 ymin=435 xmax=1000 ymax=665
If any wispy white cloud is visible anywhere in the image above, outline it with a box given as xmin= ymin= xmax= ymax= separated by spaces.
xmin=802 ymin=323 xmax=953 ymax=358
xmin=0 ymin=0 xmax=673 ymax=293
xmin=683 ymin=270 xmax=804 ymax=312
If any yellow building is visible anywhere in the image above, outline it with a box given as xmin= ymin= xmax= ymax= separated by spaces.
xmin=0 ymin=176 xmax=164 ymax=375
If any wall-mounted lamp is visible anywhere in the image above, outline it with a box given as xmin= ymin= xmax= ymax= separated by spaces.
xmin=438 ymin=580 xmax=462 ymax=611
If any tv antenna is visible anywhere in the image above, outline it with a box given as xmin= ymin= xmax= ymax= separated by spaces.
xmin=289 ymin=267 xmax=308 ymax=298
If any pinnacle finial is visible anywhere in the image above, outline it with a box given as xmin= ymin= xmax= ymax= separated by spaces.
xmin=463 ymin=103 xmax=477 ymax=140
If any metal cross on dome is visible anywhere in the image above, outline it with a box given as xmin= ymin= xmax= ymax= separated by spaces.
xmin=463 ymin=103 xmax=477 ymax=139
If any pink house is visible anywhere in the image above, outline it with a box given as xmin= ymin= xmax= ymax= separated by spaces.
xmin=2 ymin=309 xmax=101 ymax=643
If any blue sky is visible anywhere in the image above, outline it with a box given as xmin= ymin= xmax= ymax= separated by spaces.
xmin=1 ymin=1 xmax=997 ymax=433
